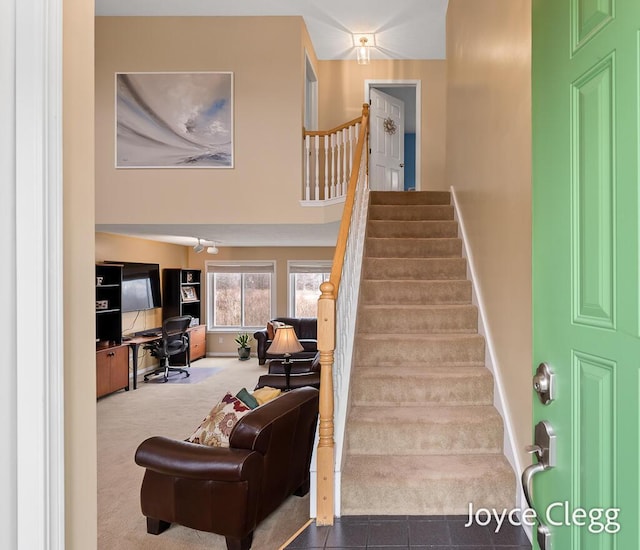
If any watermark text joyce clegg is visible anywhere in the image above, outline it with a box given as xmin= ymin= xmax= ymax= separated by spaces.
xmin=465 ymin=501 xmax=620 ymax=534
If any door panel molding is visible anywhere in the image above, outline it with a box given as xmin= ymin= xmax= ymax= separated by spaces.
xmin=571 ymin=350 xmax=616 ymax=549
xmin=571 ymin=54 xmax=616 ymax=329
xmin=571 ymin=0 xmax=615 ymax=55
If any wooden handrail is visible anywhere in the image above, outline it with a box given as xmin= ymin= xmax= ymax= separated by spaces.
xmin=304 ymin=116 xmax=363 ymax=138
xmin=316 ymin=103 xmax=369 ymax=526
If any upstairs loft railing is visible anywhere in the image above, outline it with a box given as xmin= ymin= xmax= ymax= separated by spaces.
xmin=315 ymin=104 xmax=370 ymax=525
xmin=303 ymin=116 xmax=363 ymax=203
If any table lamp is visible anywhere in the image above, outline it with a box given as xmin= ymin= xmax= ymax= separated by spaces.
xmin=268 ymin=325 xmax=304 ymax=391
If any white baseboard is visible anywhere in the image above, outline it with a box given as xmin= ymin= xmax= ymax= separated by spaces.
xmin=450 ymin=187 xmax=528 ymax=519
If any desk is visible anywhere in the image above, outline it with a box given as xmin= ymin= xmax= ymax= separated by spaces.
xmin=124 ymin=324 xmax=206 ymax=389
xmin=125 ymin=333 xmax=160 ymax=390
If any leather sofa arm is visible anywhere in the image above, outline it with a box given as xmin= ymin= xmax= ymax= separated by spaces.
xmin=135 ymin=436 xmax=262 ymax=482
xmin=253 ymin=329 xmax=270 ymax=364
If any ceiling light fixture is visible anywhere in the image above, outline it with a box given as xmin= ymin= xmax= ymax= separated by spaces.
xmin=193 ymin=238 xmax=205 ymax=253
xmin=356 ymin=36 xmax=370 ymax=65
xmin=207 ymin=242 xmax=219 ymax=255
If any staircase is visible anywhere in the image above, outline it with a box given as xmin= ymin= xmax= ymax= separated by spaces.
xmin=341 ymin=190 xmax=515 ymax=515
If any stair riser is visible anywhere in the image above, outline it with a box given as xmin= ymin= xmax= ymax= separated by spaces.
xmin=341 ymin=479 xmax=514 ymax=516
xmin=366 ymin=238 xmax=462 ymax=258
xmin=346 ymin=418 xmax=503 ymax=455
xmin=353 ymin=337 xmax=485 ymax=365
xmin=361 ymin=281 xmax=472 ymax=306
xmin=367 ymin=221 xmax=458 ymax=239
xmin=370 ymin=191 xmax=451 ymax=206
xmin=362 ymin=258 xmax=467 ymax=280
xmin=359 ymin=307 xmax=478 ymax=334
xmin=351 ymin=374 xmax=494 ymax=406
xmin=369 ymin=205 xmax=454 ymax=221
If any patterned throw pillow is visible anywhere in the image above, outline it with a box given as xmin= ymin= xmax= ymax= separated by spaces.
xmin=187 ymin=392 xmax=251 ymax=447
xmin=266 ymin=321 xmax=275 ymax=341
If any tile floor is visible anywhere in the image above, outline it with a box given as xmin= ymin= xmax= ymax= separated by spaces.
xmin=285 ymin=515 xmax=532 ymax=549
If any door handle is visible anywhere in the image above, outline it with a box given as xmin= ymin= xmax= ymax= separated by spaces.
xmin=399 ymin=163 xmax=404 ymax=168
xmin=522 ymin=420 xmax=556 ymax=550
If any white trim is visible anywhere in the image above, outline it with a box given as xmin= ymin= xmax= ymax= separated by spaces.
xmin=450 ymin=187 xmax=527 ymax=514
xmin=299 ymin=196 xmax=346 ymax=208
xmin=364 ymin=79 xmax=422 ymax=190
xmin=15 ymin=0 xmax=65 ymax=547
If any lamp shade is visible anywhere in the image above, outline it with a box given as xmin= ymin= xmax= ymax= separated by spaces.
xmin=268 ymin=325 xmax=303 ymax=355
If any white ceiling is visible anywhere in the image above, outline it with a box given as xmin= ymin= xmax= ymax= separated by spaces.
xmin=95 ymin=0 xmax=448 ymax=247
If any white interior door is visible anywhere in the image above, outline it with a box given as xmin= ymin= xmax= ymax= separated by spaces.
xmin=369 ymin=88 xmax=405 ymax=191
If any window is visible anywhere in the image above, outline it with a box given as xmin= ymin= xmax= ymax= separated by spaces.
xmin=206 ymin=261 xmax=275 ymax=330
xmin=288 ymin=261 xmax=332 ymax=317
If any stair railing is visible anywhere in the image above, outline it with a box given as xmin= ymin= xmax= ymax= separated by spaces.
xmin=315 ymin=104 xmax=370 ymax=525
xmin=303 ymin=116 xmax=362 ymax=202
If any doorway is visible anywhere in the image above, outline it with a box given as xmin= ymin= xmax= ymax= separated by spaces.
xmin=365 ymin=80 xmax=421 ymax=191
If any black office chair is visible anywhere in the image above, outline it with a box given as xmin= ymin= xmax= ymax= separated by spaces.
xmin=143 ymin=315 xmax=192 ymax=383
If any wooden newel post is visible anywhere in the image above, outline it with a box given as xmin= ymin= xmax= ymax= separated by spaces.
xmin=316 ymin=280 xmax=336 ymax=526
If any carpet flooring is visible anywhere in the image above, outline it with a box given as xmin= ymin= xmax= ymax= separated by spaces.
xmin=97 ymin=357 xmax=310 ymax=549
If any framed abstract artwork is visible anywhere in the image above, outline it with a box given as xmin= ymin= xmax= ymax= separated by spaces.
xmin=116 ymin=72 xmax=233 ymax=168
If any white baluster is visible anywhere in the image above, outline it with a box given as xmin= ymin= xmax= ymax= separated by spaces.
xmin=305 ymin=135 xmax=311 ymax=201
xmin=335 ymin=132 xmax=341 ymax=198
xmin=314 ymin=135 xmax=320 ymax=201
xmin=324 ymin=135 xmax=329 ymax=200
xmin=342 ymin=128 xmax=348 ymax=197
xmin=348 ymin=125 xmax=354 ymax=187
xmin=331 ymin=133 xmax=337 ymax=198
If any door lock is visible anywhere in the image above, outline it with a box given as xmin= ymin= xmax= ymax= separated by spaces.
xmin=533 ymin=362 xmax=555 ymax=405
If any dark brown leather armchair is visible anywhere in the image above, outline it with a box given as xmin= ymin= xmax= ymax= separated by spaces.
xmin=134 ymin=387 xmax=319 ymax=550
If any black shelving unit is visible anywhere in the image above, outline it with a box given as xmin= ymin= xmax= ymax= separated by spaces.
xmin=162 ymin=268 xmax=202 ymax=324
xmin=96 ymin=263 xmax=123 ymax=346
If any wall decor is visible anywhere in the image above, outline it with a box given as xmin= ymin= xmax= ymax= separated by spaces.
xmin=116 ymin=72 xmax=233 ymax=168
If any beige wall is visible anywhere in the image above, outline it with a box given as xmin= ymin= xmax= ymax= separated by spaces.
xmin=445 ymin=0 xmax=532 ymax=469
xmin=95 ymin=16 xmax=342 ymax=226
xmin=317 ymin=59 xmax=448 ymax=190
xmin=64 ymin=0 xmax=96 ymax=547
xmin=96 ymin=232 xmax=333 ymax=355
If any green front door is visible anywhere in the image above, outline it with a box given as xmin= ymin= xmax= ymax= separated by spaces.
xmin=533 ymin=0 xmax=640 ymax=548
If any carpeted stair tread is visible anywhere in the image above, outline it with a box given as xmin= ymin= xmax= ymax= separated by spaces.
xmin=361 ymin=258 xmax=467 ymax=280
xmin=341 ymin=454 xmax=515 ymax=516
xmin=354 ymin=333 xmax=485 ymax=365
xmin=370 ymin=190 xmax=451 ymax=205
xmin=366 ymin=237 xmax=462 ymax=258
xmin=359 ymin=304 xmax=478 ymax=333
xmin=351 ymin=366 xmax=494 ymax=406
xmin=360 ymin=280 xmax=472 ymax=305
xmin=368 ymin=220 xmax=458 ymax=238
xmin=346 ymin=405 xmax=504 ymax=455
xmin=352 ymin=359 xmax=486 ymax=369
xmin=369 ymin=204 xmax=454 ymax=221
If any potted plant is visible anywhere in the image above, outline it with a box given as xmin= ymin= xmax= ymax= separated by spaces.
xmin=235 ymin=332 xmax=253 ymax=361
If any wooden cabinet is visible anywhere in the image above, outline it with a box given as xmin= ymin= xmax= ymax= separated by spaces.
xmin=188 ymin=324 xmax=206 ymax=361
xmin=96 ymin=345 xmax=129 ymax=398
xmin=169 ymin=324 xmax=206 ymax=365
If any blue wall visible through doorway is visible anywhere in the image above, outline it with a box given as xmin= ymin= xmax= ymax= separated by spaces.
xmin=404 ymin=133 xmax=416 ymax=190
